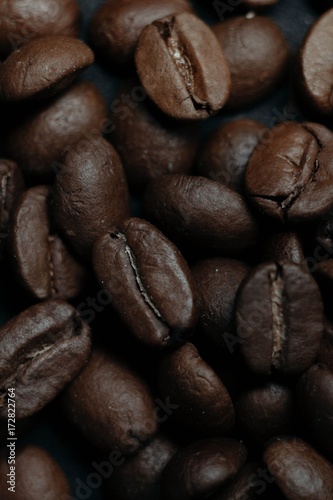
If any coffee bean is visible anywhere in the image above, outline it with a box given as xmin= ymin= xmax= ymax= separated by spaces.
xmin=297 ymin=364 xmax=333 ymax=453
xmin=210 ymin=462 xmax=274 ymax=500
xmin=54 ymin=136 xmax=130 ymax=258
xmin=263 ymin=437 xmax=333 ymax=499
xmin=5 ymin=81 xmax=108 ymax=179
xmin=0 ymin=0 xmax=80 ymax=56
xmin=10 ymin=185 xmax=86 ymax=301
xmin=246 ymin=122 xmax=333 ymax=223
xmin=93 ymin=218 xmax=197 ymax=347
xmin=236 ymin=261 xmax=324 ymax=375
xmin=161 ymin=438 xmax=247 ymax=500
xmin=110 ymin=80 xmax=199 ymax=190
xmin=319 ymin=320 xmax=333 ymax=371
xmin=235 ymin=381 xmax=294 ymax=443
xmin=0 ymin=35 xmax=94 ymax=102
xmin=135 ymin=12 xmax=231 ymax=120
xmin=263 ymin=231 xmax=305 ymax=265
xmin=197 ymin=119 xmax=266 ymax=193
xmin=192 ymin=258 xmax=250 ymax=349
xmin=144 ymin=175 xmax=259 ymax=253
xmin=0 ymin=159 xmax=24 ymax=261
xmin=106 ymin=435 xmax=178 ymax=500
xmin=63 ymin=348 xmax=158 ymax=455
xmin=0 ymin=445 xmax=71 ymax=500
xmin=89 ymin=0 xmax=192 ymax=67
xmin=298 ymin=9 xmax=333 ymax=116
xmin=213 ymin=15 xmax=289 ymax=109
xmin=0 ymin=299 xmax=91 ymax=419
xmin=158 ymin=342 xmax=235 ymax=434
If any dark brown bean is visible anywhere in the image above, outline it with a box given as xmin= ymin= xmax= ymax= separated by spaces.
xmin=135 ymin=12 xmax=231 ymax=120
xmin=93 ymin=218 xmax=197 ymax=347
xmin=10 ymin=185 xmax=86 ymax=301
xmin=0 ymin=0 xmax=80 ymax=56
xmin=54 ymin=136 xmax=130 ymax=258
xmin=210 ymin=462 xmax=275 ymax=500
xmin=158 ymin=343 xmax=235 ymax=435
xmin=246 ymin=122 xmax=333 ymax=223
xmin=213 ymin=15 xmax=289 ymax=109
xmin=63 ymin=348 xmax=158 ymax=455
xmin=161 ymin=438 xmax=247 ymax=500
xmin=235 ymin=381 xmax=294 ymax=443
xmin=110 ymin=80 xmax=199 ymax=190
xmin=0 ymin=445 xmax=71 ymax=500
xmin=5 ymin=81 xmax=108 ymax=179
xmin=297 ymin=364 xmax=333 ymax=453
xmin=197 ymin=119 xmax=265 ymax=193
xmin=0 ymin=299 xmax=91 ymax=419
xmin=144 ymin=175 xmax=259 ymax=253
xmin=0 ymin=36 xmax=94 ymax=102
xmin=263 ymin=437 xmax=333 ymax=499
xmin=0 ymin=159 xmax=24 ymax=260
xmin=89 ymin=0 xmax=192 ymax=67
xmin=192 ymin=258 xmax=250 ymax=349
xmin=105 ymin=435 xmax=178 ymax=500
xmin=236 ymin=261 xmax=324 ymax=375
xmin=298 ymin=9 xmax=333 ymax=116
xmin=263 ymin=231 xmax=305 ymax=265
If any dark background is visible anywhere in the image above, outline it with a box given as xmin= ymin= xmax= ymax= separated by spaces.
xmin=1 ymin=0 xmax=322 ymax=498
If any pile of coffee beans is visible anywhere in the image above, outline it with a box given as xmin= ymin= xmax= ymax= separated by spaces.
xmin=0 ymin=0 xmax=333 ymax=499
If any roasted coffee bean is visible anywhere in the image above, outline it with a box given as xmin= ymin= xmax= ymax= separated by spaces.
xmin=210 ymin=462 xmax=275 ymax=500
xmin=10 ymin=185 xmax=86 ymax=301
xmin=235 ymin=381 xmax=294 ymax=443
xmin=5 ymin=81 xmax=108 ymax=178
xmin=0 ymin=36 xmax=94 ymax=102
xmin=89 ymin=0 xmax=192 ymax=67
xmin=263 ymin=437 xmax=333 ymax=499
xmin=263 ymin=231 xmax=305 ymax=265
xmin=93 ymin=218 xmax=197 ymax=347
xmin=0 ymin=299 xmax=91 ymax=419
xmin=236 ymin=261 xmax=324 ymax=375
xmin=110 ymin=80 xmax=199 ymax=190
xmin=144 ymin=175 xmax=259 ymax=253
xmin=158 ymin=343 xmax=235 ymax=434
xmin=106 ymin=435 xmax=177 ymax=500
xmin=297 ymin=364 xmax=333 ymax=453
xmin=135 ymin=12 xmax=231 ymax=120
xmin=197 ymin=119 xmax=265 ymax=193
xmin=54 ymin=136 xmax=130 ymax=258
xmin=192 ymin=258 xmax=250 ymax=348
xmin=246 ymin=122 xmax=333 ymax=223
xmin=0 ymin=445 xmax=71 ymax=500
xmin=298 ymin=9 xmax=333 ymax=116
xmin=213 ymin=15 xmax=289 ymax=109
xmin=0 ymin=0 xmax=80 ymax=56
xmin=0 ymin=159 xmax=24 ymax=261
xmin=319 ymin=320 xmax=333 ymax=370
xmin=63 ymin=348 xmax=158 ymax=455
xmin=161 ymin=438 xmax=247 ymax=500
